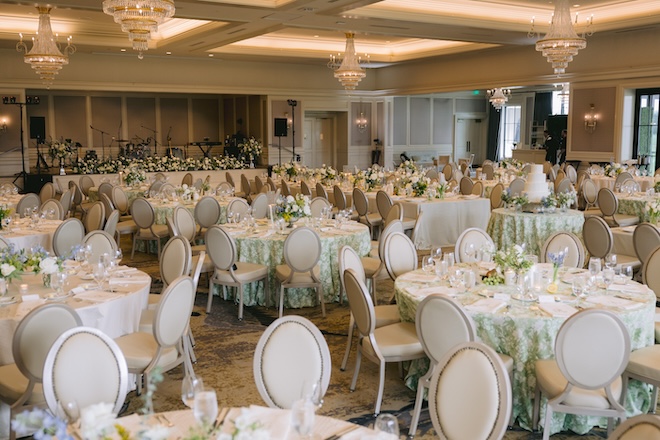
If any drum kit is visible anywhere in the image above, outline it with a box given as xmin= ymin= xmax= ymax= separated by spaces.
xmin=116 ymin=136 xmax=152 ymax=159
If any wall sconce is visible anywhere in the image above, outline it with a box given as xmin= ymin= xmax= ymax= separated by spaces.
xmin=0 ymin=118 xmax=6 ymax=133
xmin=284 ymin=112 xmax=292 ymax=128
xmin=584 ymin=104 xmax=598 ymax=133
xmin=356 ymin=112 xmax=368 ymax=132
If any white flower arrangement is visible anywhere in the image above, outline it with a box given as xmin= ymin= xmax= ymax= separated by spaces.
xmin=217 ymin=409 xmax=270 ymax=440
xmin=398 ymin=160 xmax=418 ymax=173
xmin=556 ymin=190 xmax=577 ymax=208
xmin=276 ymin=194 xmax=311 ymax=222
xmin=124 ymin=166 xmax=147 ymax=187
xmin=314 ymin=164 xmax=337 ymax=185
xmin=494 ymin=244 xmax=532 ymax=274
xmin=273 ymin=162 xmax=301 ymax=179
xmin=48 ymin=140 xmax=74 ymax=160
xmin=238 ymin=137 xmax=263 ymax=162
xmin=39 ymin=256 xmax=60 ymax=275
xmin=72 ymin=155 xmax=247 ymax=175
xmin=604 ymin=162 xmax=624 ymax=177
xmin=647 ymin=198 xmax=660 ymax=223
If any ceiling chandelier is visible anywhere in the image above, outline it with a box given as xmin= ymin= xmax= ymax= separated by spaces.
xmin=16 ymin=6 xmax=75 ymax=87
xmin=487 ymin=88 xmax=511 ymax=111
xmin=531 ymin=0 xmax=593 ymax=76
xmin=103 ymin=0 xmax=175 ymax=59
xmin=328 ymin=33 xmax=367 ymax=91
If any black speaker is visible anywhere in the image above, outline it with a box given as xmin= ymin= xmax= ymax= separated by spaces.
xmin=274 ymin=118 xmax=288 ymax=137
xmin=30 ymin=116 xmax=46 ymax=141
xmin=24 ymin=174 xmax=52 ymax=194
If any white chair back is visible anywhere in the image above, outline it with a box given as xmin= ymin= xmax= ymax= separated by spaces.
xmin=376 ymin=190 xmax=393 ymax=220
xmin=253 ymin=315 xmax=331 ymax=409
xmin=43 ymin=327 xmax=128 ymax=416
xmin=104 ymin=209 xmax=120 ymax=239
xmin=173 ymin=205 xmax=197 ymax=243
xmin=383 ymin=231 xmax=418 ymax=279
xmin=609 ymin=414 xmax=660 ymax=440
xmin=228 ymin=198 xmax=250 ymax=217
xmin=283 ymin=227 xmax=321 ymax=273
xmin=429 ymin=341 xmax=512 ymax=440
xmin=643 ymin=246 xmax=660 ymax=301
xmin=634 ymin=223 xmax=660 ymax=267
xmin=194 ymin=196 xmax=221 ymax=228
xmin=315 ymin=182 xmax=328 ymax=200
xmin=508 ymin=178 xmax=526 ymax=196
xmin=454 ymin=228 xmax=493 ymax=263
xmin=52 ymin=218 xmax=85 ymax=258
xmin=153 ymin=276 xmax=195 ymax=349
xmin=583 ymin=215 xmax=613 ymax=259
xmin=16 ymin=193 xmax=40 ymax=217
xmin=206 ymin=226 xmax=237 ymax=271
xmin=310 ymin=197 xmax=331 ymax=218
xmin=251 ymin=193 xmax=269 ymax=219
xmin=83 ymin=230 xmax=118 ymax=263
xmin=40 ymin=198 xmax=64 ymax=220
xmin=540 ymin=231 xmax=585 ymax=268
xmin=160 ymin=235 xmax=193 ymax=288
xmin=84 ymin=201 xmax=106 ymax=232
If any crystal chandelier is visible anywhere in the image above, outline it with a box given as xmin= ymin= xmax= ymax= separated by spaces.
xmin=103 ymin=0 xmax=175 ymax=59
xmin=531 ymin=0 xmax=592 ymax=76
xmin=16 ymin=6 xmax=75 ymax=87
xmin=328 ymin=33 xmax=367 ymax=91
xmin=487 ymin=88 xmax=511 ymax=111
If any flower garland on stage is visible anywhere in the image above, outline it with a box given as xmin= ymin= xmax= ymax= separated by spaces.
xmin=72 ymin=155 xmax=246 ymax=175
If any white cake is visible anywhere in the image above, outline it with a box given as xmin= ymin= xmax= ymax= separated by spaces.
xmin=523 ymin=164 xmax=550 ymax=203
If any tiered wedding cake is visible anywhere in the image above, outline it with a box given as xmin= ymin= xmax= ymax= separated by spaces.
xmin=523 ymin=164 xmax=550 ymax=203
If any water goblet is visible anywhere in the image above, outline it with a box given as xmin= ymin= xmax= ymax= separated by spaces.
xmin=448 ymin=268 xmax=464 ymax=290
xmin=92 ymin=261 xmax=107 ymax=290
xmin=422 ymin=256 xmax=435 ymax=274
xmin=464 ymin=243 xmax=476 ymax=263
xmin=374 ymin=414 xmax=400 ymax=436
xmin=602 ymin=268 xmax=615 ymax=292
xmin=57 ymin=400 xmax=80 ymax=426
xmin=622 ymin=265 xmax=633 ymax=282
xmin=572 ymin=275 xmax=587 ymax=298
xmin=290 ymin=398 xmax=315 ymax=440
xmin=605 ymin=253 xmax=617 ymax=269
xmin=431 ymin=247 xmax=443 ymax=260
xmin=3 ymin=216 xmax=11 ymax=233
xmin=226 ymin=211 xmax=234 ymax=225
xmin=193 ymin=388 xmax=218 ymax=427
xmin=588 ymin=257 xmax=601 ymax=277
xmin=301 ymin=379 xmax=324 ymax=409
xmin=181 ymin=375 xmax=204 ymax=408
xmin=443 ymin=252 xmax=455 ymax=269
xmin=51 ymin=271 xmax=67 ymax=297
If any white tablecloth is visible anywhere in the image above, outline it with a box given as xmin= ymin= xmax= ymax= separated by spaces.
xmin=2 ymin=219 xmax=62 ymax=254
xmin=591 ymin=175 xmax=655 ymax=192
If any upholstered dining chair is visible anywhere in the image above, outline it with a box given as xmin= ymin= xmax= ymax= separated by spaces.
xmin=254 ymin=175 xmax=264 ymax=193
xmin=52 ymin=217 xmax=85 ymax=258
xmin=111 ymin=186 xmax=133 ymax=221
xmin=276 ymin=226 xmax=324 ymax=318
xmin=376 ymin=190 xmax=393 ymax=220
xmin=182 ymin=172 xmax=193 ymax=187
xmin=315 ymin=182 xmax=329 ymax=200
xmin=482 ymin=163 xmax=495 ymax=180
xmin=442 ymin=163 xmax=453 ymax=182
xmin=16 ymin=193 xmax=40 ymax=217
xmin=383 ymin=202 xmax=402 ymax=227
xmin=226 ymin=172 xmax=245 ymax=198
xmin=454 ymin=227 xmax=494 ymax=264
xmin=194 ymin=196 xmax=221 ymax=237
xmin=532 ymin=309 xmax=630 ymax=439
xmin=343 ymin=268 xmax=425 ymax=416
xmin=489 ymin=183 xmax=504 ymax=210
xmin=250 ymin=193 xmax=268 ymax=219
xmin=555 ymin=178 xmax=572 ymax=195
xmin=333 ymin=185 xmax=357 ymax=220
xmin=609 ymin=414 xmax=660 ymax=440
xmin=241 ymin=174 xmax=254 ymax=203
xmin=582 ymin=215 xmax=641 ymax=270
xmin=159 ymin=182 xmax=175 ymax=196
xmin=39 ymin=198 xmax=64 ymax=220
xmin=70 ymin=181 xmax=90 ymax=219
xmin=0 ymin=304 xmax=81 ymax=440
xmin=598 ymin=188 xmax=639 ymax=227
xmin=353 ymin=187 xmax=382 ymax=240
xmin=216 ymin=181 xmax=233 ymax=194
xmin=172 ymin=205 xmax=204 ymax=253
xmin=508 ymin=178 xmax=526 ymax=196
xmin=39 ymin=182 xmax=56 ymax=204
xmin=148 ymin=180 xmax=165 ymax=196
xmin=253 ymin=315 xmax=331 ymax=409
xmin=79 ymin=175 xmax=95 ymax=198
xmin=227 ymin=197 xmax=251 ymax=218
xmin=615 ymin=171 xmax=634 ymax=189
xmin=383 ymin=231 xmax=418 ymax=281
xmin=84 ymin=201 xmax=106 ymax=233
xmin=459 ymin=176 xmax=474 ymax=195
xmin=153 ymin=172 xmax=166 ymax=181
xmin=428 ymin=341 xmax=512 ymax=440
xmin=130 ymin=197 xmax=169 ymax=259
xmin=643 ymin=245 xmax=660 ymax=341
xmin=115 ymin=276 xmax=196 ymax=393
xmin=99 ymin=193 xmax=115 ymax=221
xmin=471 ymin=180 xmax=484 ymax=197
xmin=146 ymin=235 xmax=193 ymax=309
xmin=192 ymin=178 xmax=204 ymax=192
xmin=58 ymin=189 xmax=73 ymax=219
xmin=281 ymin=179 xmax=291 ymax=197
xmin=540 ymin=231 xmax=586 ymax=269
xmin=205 ymin=225 xmax=268 ymax=319
xmin=43 ymin=327 xmax=128 ymax=417
xmin=104 ymin=209 xmax=120 ymax=241
xmin=97 ymin=182 xmax=114 ymax=202
xmin=300 ymin=180 xmax=313 ymax=197
xmin=310 ymin=196 xmax=332 ymax=218
xmin=83 ymin=230 xmax=118 ymax=264
xmin=634 ymin=223 xmax=660 ymax=274
xmin=338 ymin=245 xmax=400 ymax=371
xmin=425 ymin=168 xmax=440 ymax=181
xmin=266 ymin=176 xmax=277 ymax=192
xmin=408 ymin=295 xmax=514 ymax=437
xmin=581 ymin=178 xmax=599 ymax=212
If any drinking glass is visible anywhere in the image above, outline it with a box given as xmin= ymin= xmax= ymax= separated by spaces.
xmin=448 ymin=268 xmax=464 ymax=290
xmin=588 ymin=257 xmax=601 ymax=277
xmin=181 ymin=375 xmax=204 ymax=408
xmin=422 ymin=256 xmax=435 ymax=274
xmin=443 ymin=252 xmax=455 ymax=269
xmin=572 ymin=275 xmax=587 ymax=298
xmin=622 ymin=265 xmax=633 ymax=282
xmin=58 ymin=400 xmax=80 ymax=425
xmin=51 ymin=272 xmax=67 ymax=296
xmin=463 ymin=270 xmax=476 ymax=290
xmin=2 ymin=216 xmax=11 ymax=232
xmin=226 ymin=211 xmax=234 ymax=224
xmin=464 ymin=243 xmax=476 ymax=262
xmin=290 ymin=398 xmax=315 ymax=439
xmin=431 ymin=247 xmax=443 ymax=260
xmin=602 ymin=268 xmax=615 ymax=292
xmin=193 ymin=388 xmax=218 ymax=426
xmin=605 ymin=254 xmax=617 ymax=269
xmin=301 ymin=379 xmax=324 ymax=409
xmin=374 ymin=414 xmax=399 ymax=436
xmin=92 ymin=261 xmax=107 ymax=290
xmin=435 ymin=259 xmax=449 ymax=279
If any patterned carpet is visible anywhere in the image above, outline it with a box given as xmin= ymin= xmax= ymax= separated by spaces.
xmin=122 ymin=241 xmax=610 ymax=439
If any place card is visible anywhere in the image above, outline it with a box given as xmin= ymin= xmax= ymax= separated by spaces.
xmin=586 ymin=295 xmax=644 ymax=310
xmin=21 ymin=293 xmax=40 ymax=302
xmin=465 ymin=298 xmax=506 ymax=314
xmin=538 ymin=302 xmax=578 ymax=318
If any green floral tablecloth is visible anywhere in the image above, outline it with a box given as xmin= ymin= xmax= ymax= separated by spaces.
xmin=394 ymin=269 xmax=655 ymax=435
xmin=89 ymin=186 xmax=148 ymax=204
xmin=617 ymin=195 xmax=654 ymax=222
xmin=487 ymin=208 xmax=585 ymax=257
xmin=213 ymin=221 xmax=371 ymax=308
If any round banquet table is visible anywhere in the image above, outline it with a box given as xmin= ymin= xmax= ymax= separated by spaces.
xmin=115 ymin=406 xmax=393 ymax=439
xmin=393 ymin=268 xmax=655 ymax=435
xmin=214 ymin=220 xmax=371 ymax=308
xmin=591 ymin=175 xmax=656 ymax=192
xmin=617 ymin=193 xmax=654 ymax=222
xmin=149 ymin=196 xmax=231 ymax=225
xmin=0 ymin=265 xmax=150 ymax=366
xmin=487 ymin=207 xmax=585 ymax=257
xmin=89 ymin=185 xmax=148 ymax=204
xmin=2 ymin=218 xmax=62 ymax=255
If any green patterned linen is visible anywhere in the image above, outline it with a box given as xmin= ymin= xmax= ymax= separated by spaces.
xmin=487 ymin=208 xmax=585 ymax=257
xmin=213 ymin=221 xmax=371 ymax=308
xmin=88 ymin=186 xmax=148 ymax=204
xmin=617 ymin=195 xmax=653 ymax=222
xmin=394 ymin=269 xmax=654 ymax=435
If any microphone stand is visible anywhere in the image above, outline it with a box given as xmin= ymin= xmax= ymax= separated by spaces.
xmin=142 ymin=125 xmax=158 ymax=156
xmin=90 ymin=125 xmax=109 ymax=159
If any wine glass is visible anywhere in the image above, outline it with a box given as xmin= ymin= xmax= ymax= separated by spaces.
xmin=226 ymin=211 xmax=234 ymax=225
xmin=290 ymin=398 xmax=315 ymax=439
xmin=92 ymin=261 xmax=107 ymax=290
xmin=58 ymin=400 xmax=80 ymax=425
xmin=374 ymin=414 xmax=399 ymax=436
xmin=572 ymin=275 xmax=587 ymax=298
xmin=605 ymin=254 xmax=617 ymax=270
xmin=422 ymin=256 xmax=435 ymax=274
xmin=588 ymin=257 xmax=601 ymax=277
xmin=181 ymin=375 xmax=204 ymax=408
xmin=622 ymin=265 xmax=633 ymax=283
xmin=193 ymin=388 xmax=218 ymax=426
xmin=51 ymin=272 xmax=67 ymax=297
xmin=114 ymin=248 xmax=123 ymax=269
xmin=464 ymin=243 xmax=476 ymax=263
xmin=301 ymin=379 xmax=324 ymax=409
xmin=3 ymin=216 xmax=11 ymax=233
xmin=443 ymin=252 xmax=455 ymax=269
xmin=602 ymin=268 xmax=615 ymax=292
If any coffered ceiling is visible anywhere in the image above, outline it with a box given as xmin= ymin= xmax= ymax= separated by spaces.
xmin=0 ymin=0 xmax=659 ymax=66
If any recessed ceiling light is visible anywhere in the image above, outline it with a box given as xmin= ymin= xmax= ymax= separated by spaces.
xmin=208 ymin=54 xmax=214 ymax=57
xmin=166 ymin=51 xmax=172 ymax=55
xmin=120 ymin=49 xmax=126 ymax=52
xmin=314 ymin=35 xmax=319 ymax=38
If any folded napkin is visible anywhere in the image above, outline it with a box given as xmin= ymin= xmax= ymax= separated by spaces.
xmin=113 ymin=267 xmax=139 ymax=276
xmin=74 ymin=290 xmax=123 ymax=303
xmin=539 ymin=302 xmax=579 ymax=318
xmin=607 ymin=283 xmax=648 ymax=294
xmin=619 ymin=226 xmax=637 ymax=233
xmin=109 ymin=277 xmax=150 ymax=285
xmin=397 ymin=272 xmax=439 ymax=283
xmin=408 ymin=286 xmax=459 ymax=298
xmin=460 ymin=194 xmax=480 ymax=199
xmin=586 ymin=295 xmax=644 ymax=310
xmin=465 ymin=298 xmax=507 ymax=314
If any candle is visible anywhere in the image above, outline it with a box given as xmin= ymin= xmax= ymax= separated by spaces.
xmin=19 ymin=284 xmax=28 ymax=295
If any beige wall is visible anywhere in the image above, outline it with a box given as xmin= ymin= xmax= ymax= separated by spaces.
xmin=570 ymin=87 xmax=616 ymax=153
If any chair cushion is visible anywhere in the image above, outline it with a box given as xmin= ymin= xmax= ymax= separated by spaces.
xmin=192 ymin=253 xmax=214 ymax=274
xmin=535 ymin=359 xmax=622 ymax=409
xmin=361 ymin=256 xmax=382 ymax=277
xmin=138 ymin=309 xmax=156 ymax=333
xmin=138 ymin=224 xmax=169 ymax=238
xmin=275 ymin=265 xmax=321 ymax=283
xmin=0 ymin=363 xmax=45 ymax=405
xmin=116 ymin=220 xmax=138 ymax=233
xmin=374 ymin=304 xmax=400 ymax=327
xmin=362 ymin=322 xmax=424 ymax=359
xmin=213 ymin=262 xmax=268 ymax=284
xmin=617 ymin=254 xmax=642 ymax=270
xmin=362 ymin=213 xmax=383 ymax=227
xmin=613 ymin=214 xmax=640 ymax=227
xmin=114 ymin=332 xmax=178 ymax=371
xmin=627 ymin=346 xmax=660 ymax=383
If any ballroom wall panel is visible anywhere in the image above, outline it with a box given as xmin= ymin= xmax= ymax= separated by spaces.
xmin=90 ymin=97 xmax=121 ymax=154
xmin=571 ymin=87 xmax=616 ymax=154
xmin=53 ymin=96 xmax=87 ymax=148
xmin=126 ymin=98 xmax=156 ymax=148
xmin=160 ymin=97 xmax=189 ymax=147
xmin=191 ymin=98 xmax=220 ymax=142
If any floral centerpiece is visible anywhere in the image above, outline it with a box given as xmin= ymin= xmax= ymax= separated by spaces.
xmin=314 ymin=164 xmax=337 ymax=185
xmin=430 ymin=181 xmax=448 ymax=199
xmin=501 ymin=190 xmax=528 ymax=208
xmin=217 ymin=409 xmax=269 ymax=440
xmin=275 ymin=194 xmax=311 ymax=224
xmin=556 ymin=190 xmax=577 ymax=210
xmin=0 ymin=204 xmax=10 ymax=230
xmin=500 ymin=158 xmax=523 ymax=171
xmin=0 ymin=246 xmax=26 ymax=282
xmin=604 ymin=162 xmax=624 ymax=177
xmin=541 ymin=193 xmax=558 ymax=210
xmin=72 ymin=155 xmax=247 ymax=175
xmin=124 ymin=166 xmax=147 ymax=187
xmin=494 ymin=244 xmax=533 ymax=276
xmin=410 ymin=174 xmax=430 ymax=197
xmin=398 ymin=160 xmax=418 ymax=173
xmin=48 ymin=139 xmax=74 ymax=162
xmin=647 ymin=198 xmax=660 ymax=224
xmin=547 ymin=247 xmax=569 ymax=287
xmin=238 ymin=137 xmax=263 ymax=165
xmin=0 ymin=246 xmax=63 ymax=285
xmin=272 ymin=162 xmax=301 ymax=180
xmin=364 ymin=165 xmax=384 ymax=190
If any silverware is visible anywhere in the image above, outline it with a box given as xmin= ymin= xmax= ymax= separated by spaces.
xmin=324 ymin=424 xmax=360 ymax=440
xmin=213 ymin=407 xmax=229 ymax=430
xmin=158 ymin=414 xmax=174 ymax=427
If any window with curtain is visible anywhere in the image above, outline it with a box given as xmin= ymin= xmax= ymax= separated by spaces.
xmin=633 ymin=89 xmax=660 ymax=173
xmin=499 ymin=105 xmax=521 ymax=159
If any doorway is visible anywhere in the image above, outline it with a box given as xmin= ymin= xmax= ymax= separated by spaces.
xmin=454 ymin=118 xmax=484 ymax=165
xmin=303 ymin=112 xmax=347 ymax=169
